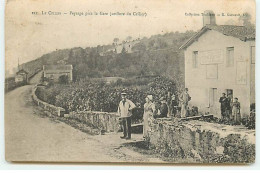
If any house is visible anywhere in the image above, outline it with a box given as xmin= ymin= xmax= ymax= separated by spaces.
xmin=101 ymin=39 xmax=140 ymax=55
xmin=115 ymin=41 xmax=135 ymax=53
xmin=179 ymin=15 xmax=255 ymax=118
xmin=43 ymin=65 xmax=73 ymax=82
xmin=15 ymin=69 xmax=28 ymax=83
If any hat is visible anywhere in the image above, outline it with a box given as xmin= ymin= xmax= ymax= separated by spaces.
xmin=222 ymin=93 xmax=226 ymax=95
xmin=146 ymin=95 xmax=153 ymax=101
xmin=234 ymin=97 xmax=238 ymax=100
xmin=159 ymin=97 xmax=166 ymax=101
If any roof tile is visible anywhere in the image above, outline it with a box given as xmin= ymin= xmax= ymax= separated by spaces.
xmin=180 ymin=25 xmax=255 ymax=49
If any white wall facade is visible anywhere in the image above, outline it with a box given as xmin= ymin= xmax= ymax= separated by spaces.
xmin=184 ymin=30 xmax=255 ymax=118
xmin=15 ymin=75 xmax=24 ymax=83
xmin=43 ymin=70 xmax=73 ymax=82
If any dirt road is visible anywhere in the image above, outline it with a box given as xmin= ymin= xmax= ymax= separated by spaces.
xmin=5 ymin=85 xmax=164 ymax=163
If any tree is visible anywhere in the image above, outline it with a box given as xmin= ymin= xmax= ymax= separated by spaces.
xmin=148 ymin=40 xmax=155 ymax=48
xmin=126 ymin=36 xmax=132 ymax=41
xmin=113 ymin=38 xmax=119 ymax=44
xmin=157 ymin=38 xmax=168 ymax=49
xmin=121 ymin=46 xmax=127 ymax=54
xmin=59 ymin=75 xmax=69 ymax=84
xmin=239 ymin=12 xmax=253 ymax=27
xmin=132 ymin=42 xmax=146 ymax=52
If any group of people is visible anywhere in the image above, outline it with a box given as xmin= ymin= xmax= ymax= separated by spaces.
xmin=219 ymin=93 xmax=241 ymax=125
xmin=117 ymin=89 xmax=190 ymax=140
xmin=117 ymin=88 xmax=242 ymax=140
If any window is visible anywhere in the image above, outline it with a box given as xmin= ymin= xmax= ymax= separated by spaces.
xmin=226 ymin=47 xmax=234 ymax=67
xmin=251 ymin=46 xmax=255 ymax=64
xmin=192 ymin=51 xmax=199 ymax=68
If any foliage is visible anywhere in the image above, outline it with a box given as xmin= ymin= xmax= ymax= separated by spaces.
xmin=241 ymin=111 xmax=255 ymax=129
xmin=35 ymin=76 xmax=178 ymax=113
xmin=35 ymin=86 xmax=61 ymax=105
xmin=238 ymin=12 xmax=254 ymax=27
xmin=59 ymin=75 xmax=69 ymax=84
xmin=5 ymin=78 xmax=27 ymax=93
xmin=21 ymin=30 xmax=195 ymax=85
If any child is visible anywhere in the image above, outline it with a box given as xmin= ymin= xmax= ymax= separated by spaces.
xmin=231 ymin=97 xmax=241 ymax=125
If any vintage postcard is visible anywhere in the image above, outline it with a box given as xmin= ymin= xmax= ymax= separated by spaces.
xmin=5 ymin=0 xmax=255 ymax=164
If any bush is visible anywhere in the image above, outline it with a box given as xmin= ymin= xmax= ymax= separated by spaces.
xmin=35 ymin=76 xmax=178 ymax=113
xmin=59 ymin=75 xmax=69 ymax=84
xmin=241 ymin=112 xmax=255 ymax=129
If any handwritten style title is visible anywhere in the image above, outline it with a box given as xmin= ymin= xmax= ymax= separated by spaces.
xmin=32 ymin=11 xmax=148 ymax=17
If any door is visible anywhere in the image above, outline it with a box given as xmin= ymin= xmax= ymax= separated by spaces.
xmin=209 ymin=88 xmax=218 ymax=116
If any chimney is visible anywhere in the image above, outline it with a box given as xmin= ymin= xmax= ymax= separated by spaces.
xmin=203 ymin=10 xmax=216 ymax=26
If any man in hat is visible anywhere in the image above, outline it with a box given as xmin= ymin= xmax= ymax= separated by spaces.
xmin=219 ymin=93 xmax=228 ymax=120
xmin=155 ymin=97 xmax=168 ymax=118
xmin=117 ymin=90 xmax=136 ymax=139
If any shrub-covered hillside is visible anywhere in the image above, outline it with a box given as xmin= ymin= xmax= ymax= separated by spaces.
xmin=21 ymin=30 xmax=196 ymax=83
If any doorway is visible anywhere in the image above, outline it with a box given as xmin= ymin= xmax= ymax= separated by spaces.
xmin=209 ymin=88 xmax=218 ymax=115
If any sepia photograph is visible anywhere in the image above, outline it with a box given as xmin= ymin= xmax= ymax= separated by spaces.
xmin=4 ymin=0 xmax=256 ymax=164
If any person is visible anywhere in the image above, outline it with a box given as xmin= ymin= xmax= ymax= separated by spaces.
xmin=117 ymin=90 xmax=136 ymax=139
xmin=143 ymin=95 xmax=156 ymax=139
xmin=226 ymin=94 xmax=232 ymax=119
xmin=179 ymin=88 xmax=191 ymax=118
xmin=166 ymin=92 xmax=172 ymax=117
xmin=219 ymin=93 xmax=228 ymax=120
xmin=171 ymin=94 xmax=178 ymax=117
xmin=231 ymin=97 xmax=241 ymax=125
xmin=155 ymin=97 xmax=168 ymax=118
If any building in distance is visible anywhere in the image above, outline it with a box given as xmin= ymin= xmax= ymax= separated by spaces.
xmin=15 ymin=69 xmax=28 ymax=83
xmin=43 ymin=65 xmax=73 ymax=82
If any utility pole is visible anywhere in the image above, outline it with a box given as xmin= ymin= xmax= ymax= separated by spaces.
xmin=18 ymin=57 xmax=20 ymax=71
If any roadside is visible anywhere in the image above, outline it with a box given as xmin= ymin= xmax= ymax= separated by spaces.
xmin=5 ymin=85 xmax=165 ymax=163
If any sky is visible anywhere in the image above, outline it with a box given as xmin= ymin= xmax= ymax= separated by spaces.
xmin=5 ymin=0 xmax=255 ymax=74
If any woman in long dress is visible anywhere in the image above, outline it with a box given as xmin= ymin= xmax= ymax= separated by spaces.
xmin=143 ymin=95 xmax=156 ymax=139
xmin=179 ymin=88 xmax=191 ymax=118
xmin=231 ymin=97 xmax=241 ymax=125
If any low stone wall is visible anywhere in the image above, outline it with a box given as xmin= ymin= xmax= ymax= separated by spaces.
xmin=32 ymin=86 xmax=65 ymax=117
xmin=32 ymin=85 xmax=120 ymax=132
xmin=148 ymin=118 xmax=255 ymax=164
xmin=68 ymin=111 xmax=120 ymax=132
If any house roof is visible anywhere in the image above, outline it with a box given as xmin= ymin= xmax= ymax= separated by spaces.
xmin=43 ymin=65 xmax=73 ymax=71
xmin=16 ymin=69 xmax=28 ymax=75
xmin=179 ymin=25 xmax=255 ymax=49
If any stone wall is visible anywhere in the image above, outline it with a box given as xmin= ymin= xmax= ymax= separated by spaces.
xmin=32 ymin=85 xmax=255 ymax=164
xmin=68 ymin=111 xmax=120 ymax=132
xmin=32 ymin=85 xmax=66 ymax=117
xmin=148 ymin=118 xmax=255 ymax=164
xmin=32 ymin=85 xmax=120 ymax=132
